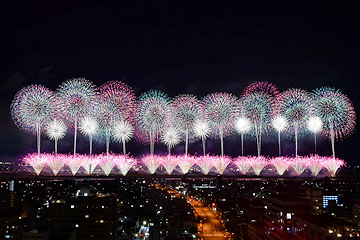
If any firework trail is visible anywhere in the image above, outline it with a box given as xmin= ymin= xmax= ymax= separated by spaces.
xmin=271 ymin=115 xmax=287 ymax=156
xmin=270 ymin=157 xmax=291 ymax=175
xmin=240 ymin=82 xmax=279 ymax=156
xmin=135 ymin=90 xmax=171 ymax=155
xmin=11 ymin=85 xmax=55 ymax=155
xmin=312 ymin=87 xmax=356 ymax=159
xmin=193 ymin=121 xmax=210 ymax=156
xmin=172 ymin=94 xmax=202 ymax=155
xmin=45 ymin=119 xmax=67 ymax=155
xmin=113 ymin=121 xmax=134 ymax=155
xmin=202 ymin=92 xmax=239 ymax=156
xmin=161 ymin=127 xmax=181 ymax=155
xmin=56 ymin=78 xmax=96 ymax=156
xmin=307 ymin=116 xmax=323 ymax=154
xmin=79 ymin=116 xmax=98 ymax=156
xmin=278 ymin=88 xmax=312 ymax=157
xmin=113 ymin=155 xmax=137 ymax=176
xmin=235 ymin=117 xmax=251 ymax=156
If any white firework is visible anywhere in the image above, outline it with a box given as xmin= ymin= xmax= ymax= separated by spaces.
xmin=235 ymin=117 xmax=251 ymax=156
xmin=45 ymin=119 xmax=67 ymax=155
xmin=271 ymin=115 xmax=287 ymax=156
xmin=307 ymin=116 xmax=323 ymax=153
xmin=113 ymin=121 xmax=134 ymax=155
xmin=161 ymin=127 xmax=181 ymax=155
xmin=193 ymin=121 xmax=210 ymax=156
xmin=79 ymin=116 xmax=98 ymax=156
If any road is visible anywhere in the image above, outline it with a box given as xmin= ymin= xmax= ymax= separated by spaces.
xmin=187 ymin=197 xmax=225 ymax=240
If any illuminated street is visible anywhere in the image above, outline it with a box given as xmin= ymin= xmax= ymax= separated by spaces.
xmin=187 ymin=197 xmax=227 ymax=240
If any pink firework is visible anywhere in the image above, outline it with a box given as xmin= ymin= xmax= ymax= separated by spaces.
xmin=66 ymin=155 xmax=84 ymax=175
xmin=249 ymin=156 xmax=268 ymax=176
xmin=177 ymin=155 xmax=197 ymax=174
xmin=197 ymin=155 xmax=215 ymax=175
xmin=141 ymin=155 xmax=162 ymax=174
xmin=321 ymin=157 xmax=345 ymax=177
xmin=212 ymin=156 xmax=232 ymax=175
xmin=160 ymin=156 xmax=178 ymax=175
xmin=113 ymin=155 xmax=137 ymax=176
xmin=304 ymin=155 xmax=323 ymax=177
xmin=290 ymin=156 xmax=308 ymax=176
xmin=23 ymin=153 xmax=47 ymax=175
xmin=81 ymin=155 xmax=101 ymax=175
xmin=98 ymin=154 xmax=116 ymax=176
xmin=270 ymin=157 xmax=291 ymax=176
xmin=234 ymin=156 xmax=253 ymax=175
xmin=47 ymin=154 xmax=66 ymax=176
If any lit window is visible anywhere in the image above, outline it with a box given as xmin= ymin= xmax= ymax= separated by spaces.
xmin=85 ymin=215 xmax=89 ymax=218
xmin=100 ymin=220 xmax=104 ymax=223
xmin=286 ymin=213 xmax=291 ymax=220
xmin=75 ymin=224 xmax=79 ymax=228
xmin=71 ymin=205 xmax=74 ymax=209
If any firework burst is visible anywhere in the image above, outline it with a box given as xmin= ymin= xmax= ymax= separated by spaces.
xmin=135 ymin=90 xmax=171 ymax=155
xmin=312 ymin=87 xmax=356 ymax=158
xmin=23 ymin=153 xmax=47 ymax=175
xmin=193 ymin=121 xmax=210 ymax=156
xmin=113 ymin=121 xmax=134 ymax=155
xmin=172 ymin=94 xmax=203 ymax=155
xmin=307 ymin=116 xmax=323 ymax=153
xmin=240 ymin=82 xmax=279 ymax=156
xmin=79 ymin=116 xmax=99 ymax=156
xmin=56 ymin=78 xmax=96 ymax=156
xmin=202 ymin=92 xmax=239 ymax=156
xmin=271 ymin=115 xmax=287 ymax=156
xmin=235 ymin=117 xmax=252 ymax=156
xmin=278 ymin=88 xmax=312 ymax=157
xmin=161 ymin=127 xmax=181 ymax=155
xmin=45 ymin=119 xmax=67 ymax=155
xmin=11 ymin=85 xmax=55 ymax=155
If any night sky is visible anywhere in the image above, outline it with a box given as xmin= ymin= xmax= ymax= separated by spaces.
xmin=0 ymin=1 xmax=359 ymax=165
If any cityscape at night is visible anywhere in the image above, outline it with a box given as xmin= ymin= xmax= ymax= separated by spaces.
xmin=1 ymin=1 xmax=360 ymax=240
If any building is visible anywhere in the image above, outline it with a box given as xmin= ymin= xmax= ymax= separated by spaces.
xmin=50 ymin=188 xmax=117 ymax=240
xmin=264 ymin=193 xmax=313 ymax=240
